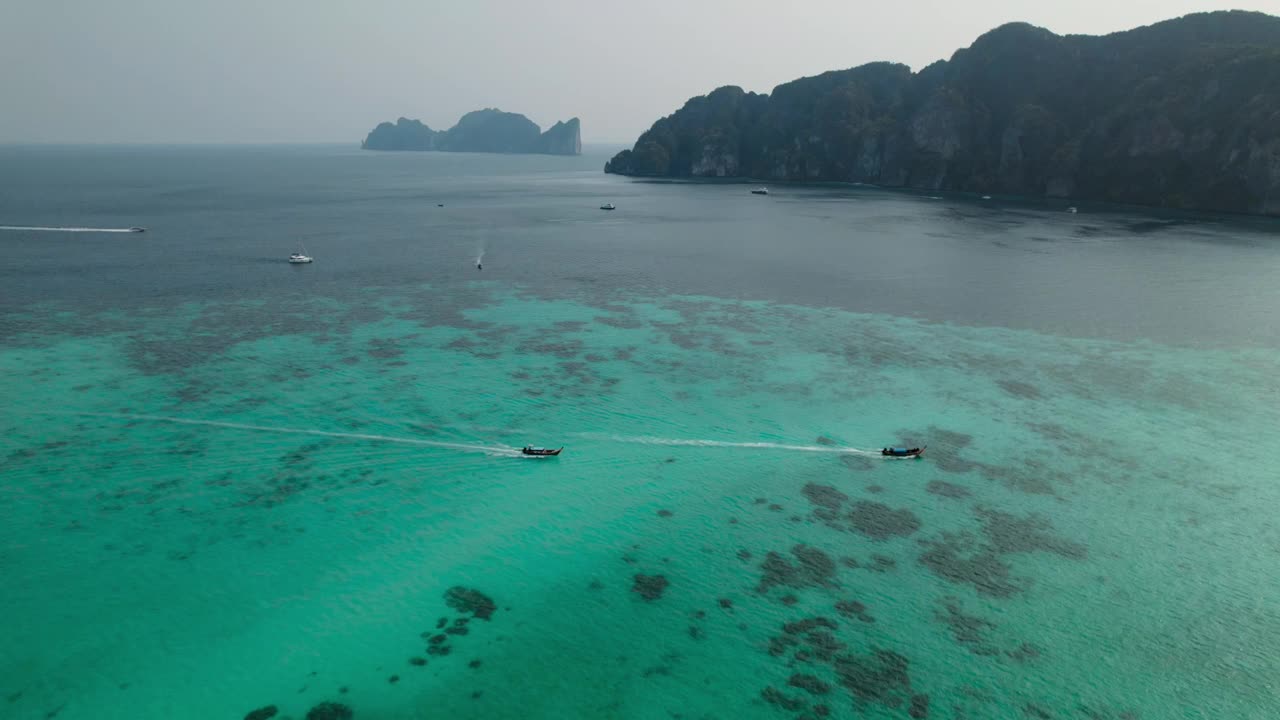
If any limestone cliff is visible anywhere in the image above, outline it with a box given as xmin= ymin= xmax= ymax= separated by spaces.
xmin=363 ymin=109 xmax=581 ymax=155
xmin=539 ymin=118 xmax=582 ymax=155
xmin=605 ymin=11 xmax=1280 ymax=216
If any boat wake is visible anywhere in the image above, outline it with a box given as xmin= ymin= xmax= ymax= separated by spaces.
xmin=46 ymin=412 xmax=904 ymax=461
xmin=575 ymin=433 xmax=883 ymax=456
xmin=51 ymin=412 xmax=522 ymax=457
xmin=0 ymin=225 xmax=141 ymax=233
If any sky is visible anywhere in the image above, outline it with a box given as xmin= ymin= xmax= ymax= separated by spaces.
xmin=2 ymin=0 xmax=1277 ymax=144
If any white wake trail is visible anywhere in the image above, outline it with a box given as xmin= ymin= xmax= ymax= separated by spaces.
xmin=0 ymin=226 xmax=140 ymax=233
xmin=576 ymin=433 xmax=882 ymax=456
xmin=53 ymin=412 xmax=521 ymax=457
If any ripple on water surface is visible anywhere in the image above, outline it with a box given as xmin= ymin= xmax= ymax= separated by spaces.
xmin=1 ymin=286 xmax=1279 ymax=719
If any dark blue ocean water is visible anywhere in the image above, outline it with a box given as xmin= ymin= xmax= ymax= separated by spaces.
xmin=3 ymin=144 xmax=1279 ymax=346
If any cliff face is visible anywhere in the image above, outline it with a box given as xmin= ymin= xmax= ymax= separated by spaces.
xmin=362 ymin=118 xmax=437 ymax=151
xmin=362 ymin=109 xmax=581 ymax=155
xmin=539 ymin=118 xmax=582 ymax=155
xmin=605 ymin=11 xmax=1280 ymax=215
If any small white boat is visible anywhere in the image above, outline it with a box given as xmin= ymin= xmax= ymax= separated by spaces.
xmin=289 ymin=243 xmax=313 ymax=264
xmin=750 ymin=187 xmax=769 ymax=195
xmin=1066 ymin=206 xmax=1079 ymax=214
xmin=600 ymin=203 xmax=616 ymax=210
xmin=981 ymin=195 xmax=992 ymax=201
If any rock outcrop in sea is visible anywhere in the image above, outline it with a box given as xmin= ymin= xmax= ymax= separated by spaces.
xmin=605 ymin=11 xmax=1280 ymax=216
xmin=363 ymin=109 xmax=581 ymax=155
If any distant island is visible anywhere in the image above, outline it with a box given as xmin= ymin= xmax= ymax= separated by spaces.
xmin=363 ymin=109 xmax=581 ymax=156
xmin=605 ymin=11 xmax=1280 ymax=216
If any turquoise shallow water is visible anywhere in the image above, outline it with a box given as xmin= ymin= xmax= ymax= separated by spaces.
xmin=2 ymin=146 xmax=1280 ymax=720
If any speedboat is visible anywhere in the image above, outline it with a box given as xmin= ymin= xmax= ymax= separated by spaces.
xmin=881 ymin=446 xmax=925 ymax=458
xmin=129 ymin=227 xmax=146 ymax=233
xmin=521 ymin=446 xmax=563 ymax=457
xmin=600 ymin=203 xmax=616 ymax=210
xmin=750 ymin=187 xmax=769 ymax=195
xmin=1066 ymin=206 xmax=1079 ymax=214
xmin=289 ymin=252 xmax=313 ymax=264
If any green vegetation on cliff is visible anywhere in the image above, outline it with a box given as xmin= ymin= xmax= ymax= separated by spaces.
xmin=364 ymin=109 xmax=580 ymax=155
xmin=606 ymin=11 xmax=1280 ymax=215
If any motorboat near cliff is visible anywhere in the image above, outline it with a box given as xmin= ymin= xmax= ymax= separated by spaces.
xmin=750 ymin=187 xmax=769 ymax=195
xmin=521 ymin=446 xmax=563 ymax=457
xmin=881 ymin=446 xmax=925 ymax=458
xmin=600 ymin=203 xmax=616 ymax=210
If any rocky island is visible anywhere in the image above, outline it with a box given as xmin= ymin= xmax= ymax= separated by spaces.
xmin=363 ymin=109 xmax=581 ymax=155
xmin=605 ymin=11 xmax=1280 ymax=216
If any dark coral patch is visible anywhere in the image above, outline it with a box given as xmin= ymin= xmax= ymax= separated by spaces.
xmin=388 ymin=675 xmax=399 ymax=684
xmin=632 ymin=574 xmax=669 ymax=601
xmin=1006 ymin=643 xmax=1042 ymax=663
xmin=1023 ymin=703 xmax=1052 ymax=719
xmin=657 ymin=509 xmax=673 ymax=517
xmin=833 ymin=648 xmax=912 ymax=704
xmin=919 ymin=533 xmax=1022 ymax=598
xmin=835 ymin=600 xmax=865 ymax=617
xmin=936 ymin=597 xmax=999 ymax=654
xmin=909 ymin=693 xmax=931 ymax=718
xmin=977 ymin=507 xmax=1086 ymax=559
xmin=997 ymin=379 xmax=1041 ymax=399
xmin=761 ymin=687 xmax=806 ymax=711
xmin=926 ymin=481 xmax=971 ymax=499
xmin=409 ymin=657 xmax=427 ymax=666
xmin=815 ymin=436 xmax=836 ymax=446
xmin=783 ymin=618 xmax=838 ymax=635
xmin=920 ymin=509 xmax=1085 ymax=594
xmin=366 ymin=338 xmax=404 ymax=359
xmin=849 ymin=501 xmax=922 ymax=540
xmin=871 ymin=555 xmax=897 ymax=572
xmin=835 ymin=600 xmax=875 ymax=623
xmin=426 ymin=644 xmax=452 ymax=656
xmin=445 ymin=626 xmax=469 ymax=636
xmin=841 ymin=454 xmax=875 ymax=471
xmin=773 ymin=618 xmax=847 ymax=664
xmin=244 ymin=706 xmax=278 ymax=720
xmin=719 ymin=598 xmax=734 ymax=609
xmin=788 ymin=674 xmax=831 ymax=695
xmin=801 ymin=483 xmax=848 ymax=510
xmin=757 ymin=545 xmax=838 ymax=593
xmin=305 ymin=702 xmax=353 ymax=720
xmin=444 ymin=586 xmax=497 ymax=620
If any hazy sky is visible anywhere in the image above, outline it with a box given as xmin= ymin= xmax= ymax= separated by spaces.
xmin=2 ymin=0 xmax=1277 ymax=144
